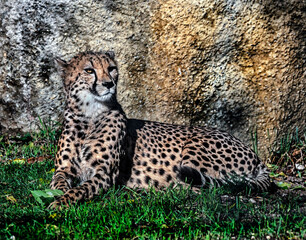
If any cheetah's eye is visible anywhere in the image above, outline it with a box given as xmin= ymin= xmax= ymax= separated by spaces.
xmin=84 ymin=68 xmax=95 ymax=74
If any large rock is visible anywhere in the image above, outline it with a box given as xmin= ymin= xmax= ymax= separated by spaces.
xmin=0 ymin=0 xmax=305 ymax=157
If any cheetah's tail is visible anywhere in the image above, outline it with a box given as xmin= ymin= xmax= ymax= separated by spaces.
xmin=219 ymin=163 xmax=274 ymax=193
xmin=246 ymin=163 xmax=272 ymax=192
xmin=178 ymin=164 xmax=274 ymax=193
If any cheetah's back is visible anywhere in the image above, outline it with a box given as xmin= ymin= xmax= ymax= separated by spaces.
xmin=121 ymin=119 xmax=271 ymax=191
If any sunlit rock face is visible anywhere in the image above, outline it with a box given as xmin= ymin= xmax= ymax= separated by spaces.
xmin=0 ymin=0 xmax=305 ymax=157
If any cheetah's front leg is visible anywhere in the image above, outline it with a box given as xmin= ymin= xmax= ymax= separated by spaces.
xmin=49 ymin=133 xmax=80 ymax=193
xmin=49 ymin=127 xmax=126 ymax=209
xmin=49 ymin=167 xmax=118 ymax=209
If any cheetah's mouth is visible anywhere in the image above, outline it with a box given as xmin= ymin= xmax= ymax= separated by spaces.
xmin=89 ymin=88 xmax=114 ymax=102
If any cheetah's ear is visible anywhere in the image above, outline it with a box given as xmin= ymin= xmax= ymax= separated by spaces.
xmin=105 ymin=51 xmax=115 ymax=60
xmin=54 ymin=58 xmax=68 ymax=75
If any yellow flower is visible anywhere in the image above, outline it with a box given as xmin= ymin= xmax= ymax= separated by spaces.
xmin=6 ymin=195 xmax=17 ymax=203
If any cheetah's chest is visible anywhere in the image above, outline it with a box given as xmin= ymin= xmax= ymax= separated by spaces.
xmin=78 ymin=143 xmax=97 ymax=183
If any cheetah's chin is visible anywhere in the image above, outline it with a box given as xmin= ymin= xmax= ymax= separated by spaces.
xmin=94 ymin=91 xmax=114 ymax=102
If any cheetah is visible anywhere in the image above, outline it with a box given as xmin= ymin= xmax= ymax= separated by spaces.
xmin=49 ymin=51 xmax=271 ymax=208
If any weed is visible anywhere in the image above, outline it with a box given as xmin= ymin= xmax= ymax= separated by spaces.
xmin=251 ymin=126 xmax=258 ymax=155
xmin=0 ymin=117 xmax=61 ymax=162
xmin=268 ymin=127 xmax=305 ymax=168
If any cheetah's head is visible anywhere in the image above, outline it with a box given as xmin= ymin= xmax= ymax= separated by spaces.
xmin=55 ymin=51 xmax=119 ymax=110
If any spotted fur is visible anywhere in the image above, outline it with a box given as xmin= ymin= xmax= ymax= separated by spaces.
xmin=49 ymin=51 xmax=271 ymax=208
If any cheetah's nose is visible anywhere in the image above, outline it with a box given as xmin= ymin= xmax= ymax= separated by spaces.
xmin=102 ymin=81 xmax=114 ymax=89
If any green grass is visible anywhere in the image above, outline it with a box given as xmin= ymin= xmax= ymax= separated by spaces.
xmin=0 ymin=122 xmax=305 ymax=239
xmin=0 ymin=161 xmax=304 ymax=239
xmin=268 ymin=127 xmax=306 ymax=168
xmin=0 ymin=117 xmax=60 ymax=161
xmin=251 ymin=126 xmax=259 ymax=155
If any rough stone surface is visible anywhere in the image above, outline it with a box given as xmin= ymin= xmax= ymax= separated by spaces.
xmin=0 ymin=0 xmax=305 ymax=157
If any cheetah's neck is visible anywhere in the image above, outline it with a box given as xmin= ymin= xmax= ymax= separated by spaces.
xmin=66 ymin=91 xmax=124 ymax=119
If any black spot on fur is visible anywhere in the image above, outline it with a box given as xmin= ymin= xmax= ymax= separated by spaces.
xmin=166 ymin=174 xmax=172 ymax=182
xmin=91 ymin=160 xmax=99 ymax=167
xmin=151 ymin=158 xmax=158 ymax=165
xmin=159 ymin=169 xmax=165 ymax=175
xmin=188 ymin=151 xmax=196 ymax=156
xmin=154 ymin=180 xmax=159 ymax=188
xmin=102 ymin=154 xmax=109 ymax=160
xmin=71 ymin=166 xmax=77 ymax=175
xmin=173 ymin=165 xmax=179 ymax=172
xmin=225 ymin=149 xmax=232 ymax=154
xmin=216 ymin=160 xmax=222 ymax=164
xmin=77 ymin=132 xmax=85 ymax=139
xmin=145 ymin=176 xmax=151 ymax=184
xmin=226 ymin=164 xmax=232 ymax=169
xmin=64 ymin=148 xmax=71 ymax=153
xmin=191 ymin=160 xmax=200 ymax=166
xmin=202 ymin=162 xmax=212 ymax=167
xmin=86 ymin=153 xmax=93 ymax=161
